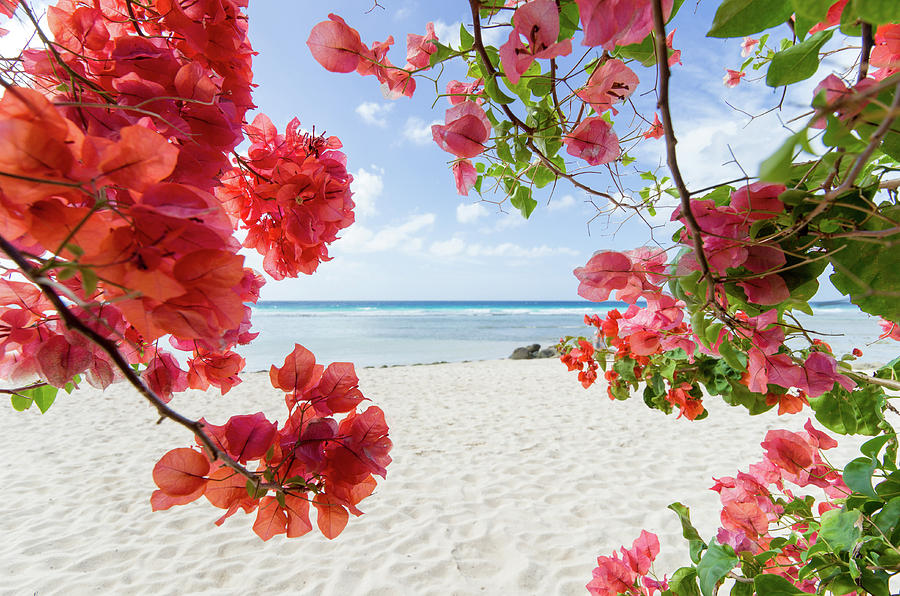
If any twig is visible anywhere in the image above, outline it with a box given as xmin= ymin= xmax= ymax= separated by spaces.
xmin=859 ymin=23 xmax=874 ymax=83
xmin=0 ymin=232 xmax=284 ymax=492
xmin=650 ymin=0 xmax=719 ymax=307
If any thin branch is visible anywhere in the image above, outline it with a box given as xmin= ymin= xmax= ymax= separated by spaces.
xmin=0 ymin=232 xmax=284 ymax=493
xmin=650 ymin=0 xmax=719 ymax=306
xmin=859 ymin=23 xmax=874 ymax=83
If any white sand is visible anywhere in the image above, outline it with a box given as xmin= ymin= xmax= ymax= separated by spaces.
xmin=0 ymin=358 xmax=870 ymax=595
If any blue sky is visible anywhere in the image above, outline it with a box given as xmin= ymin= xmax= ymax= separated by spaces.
xmin=3 ymin=1 xmax=854 ymax=301
xmin=243 ymin=1 xmax=853 ymax=301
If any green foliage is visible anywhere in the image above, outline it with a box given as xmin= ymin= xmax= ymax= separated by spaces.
xmin=707 ymin=0 xmax=794 ymax=38
xmin=765 ymin=30 xmax=834 ymax=87
xmin=669 ymin=502 xmax=708 ymax=563
xmin=827 ymin=209 xmax=900 ymax=321
xmin=9 ymin=384 xmax=61 ymax=414
xmin=808 ymin=384 xmax=886 ymax=436
xmin=697 ymin=543 xmax=739 ymax=596
xmin=851 ymin=0 xmax=900 ymax=24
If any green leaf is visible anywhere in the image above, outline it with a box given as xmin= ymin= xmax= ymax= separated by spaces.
xmin=427 ymin=42 xmax=456 ymax=67
xmin=844 ymin=457 xmax=878 ymax=497
xmin=828 ymin=211 xmax=900 ymax=321
xmin=851 ymin=0 xmax=898 ymax=24
xmin=808 ymin=384 xmax=885 ymax=436
xmin=724 ymin=379 xmax=775 ymax=415
xmin=557 ymin=0 xmax=580 ymax=41
xmin=31 ymin=384 xmax=59 ymax=414
xmin=753 ymin=573 xmax=806 ymax=595
xmin=708 ymin=0 xmax=794 ymax=38
xmin=669 ymin=567 xmax=701 ymax=596
xmin=718 ymin=341 xmax=748 ymax=371
xmin=874 ymin=496 xmax=900 ymax=538
xmin=10 ymin=393 xmax=33 ymax=411
xmin=668 ymin=502 xmax=705 ymax=543
xmin=766 ymin=30 xmax=834 ymax=87
xmin=697 ymin=543 xmax=739 ymax=596
xmin=859 ymin=568 xmax=891 ymax=596
xmin=730 ymin=578 xmax=754 ymax=596
xmin=510 ymin=186 xmax=537 ymax=219
xmin=245 ymin=479 xmax=267 ymax=499
xmin=861 ymin=434 xmax=893 ymax=460
xmin=759 ymin=131 xmax=806 ymax=183
xmin=791 ymin=0 xmax=837 ymax=22
xmin=484 ymin=74 xmax=516 ymax=104
xmin=458 ymin=23 xmax=474 ymax=51
xmin=818 ymin=509 xmax=862 ymax=552
xmin=528 ymin=74 xmax=552 ymax=99
xmin=528 ymin=164 xmax=556 ymax=188
xmin=615 ymin=35 xmax=658 ymax=67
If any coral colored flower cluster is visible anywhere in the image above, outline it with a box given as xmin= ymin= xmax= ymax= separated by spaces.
xmin=0 ymin=0 xmax=270 ymax=399
xmin=587 ymin=530 xmax=668 ymax=596
xmin=152 ymin=344 xmax=392 ymax=541
xmin=0 ymin=1 xmax=393 ymax=541
xmin=711 ymin=421 xmax=848 ymax=589
xmin=215 ymin=114 xmax=356 ymax=280
xmin=560 ymin=335 xmax=600 ymax=388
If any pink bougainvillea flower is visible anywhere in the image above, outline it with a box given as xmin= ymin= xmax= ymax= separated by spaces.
xmin=738 ymin=274 xmax=789 ymax=305
xmin=307 ymin=14 xmax=366 ymax=73
xmin=587 ymin=554 xmax=637 ymax=596
xmin=870 ymin=24 xmax=900 ymax=80
xmin=446 ymin=78 xmax=484 ymax=105
xmin=620 ymin=529 xmax=659 ymax=575
xmin=564 ymin=116 xmax=620 ymax=166
xmin=643 ymin=113 xmax=663 ymax=139
xmin=810 ymin=74 xmax=874 ymax=127
xmin=431 ymin=100 xmax=492 ymax=158
xmin=740 ymin=37 xmax=759 ymax=57
xmin=499 ymin=0 xmax=572 ymax=84
xmin=801 ymin=351 xmax=854 ymax=397
xmin=405 ymin=22 xmax=438 ymax=70
xmin=576 ymin=59 xmax=639 ymax=115
xmin=809 ymin=0 xmax=849 ymax=35
xmin=716 ymin=528 xmax=754 ymax=554
xmin=730 ymin=182 xmax=786 ymax=220
xmin=451 ymin=159 xmax=478 ymax=196
xmin=761 ymin=429 xmax=815 ymax=476
xmin=574 ymin=247 xmax=666 ymax=303
xmin=723 ymin=69 xmax=745 ymax=87
xmin=0 ymin=0 xmax=18 ymax=18
xmin=666 ymin=29 xmax=681 ymax=66
xmin=576 ymin=0 xmax=674 ymax=50
xmin=881 ymin=319 xmax=900 ymax=341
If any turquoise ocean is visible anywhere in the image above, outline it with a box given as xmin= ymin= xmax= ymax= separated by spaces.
xmin=239 ymin=301 xmax=898 ymax=371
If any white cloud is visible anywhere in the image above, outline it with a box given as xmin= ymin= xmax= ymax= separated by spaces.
xmin=351 ymin=166 xmax=384 ymax=218
xmin=547 ymin=194 xmax=577 ymax=212
xmin=433 ymin=19 xmax=503 ymax=51
xmin=469 ymin=243 xmax=579 ymax=258
xmin=403 ymin=116 xmax=441 ymax=145
xmin=428 ymin=238 xmax=578 ymax=259
xmin=432 ymin=20 xmax=462 ymax=50
xmin=355 ymin=102 xmax=393 ymax=127
xmin=429 ymin=237 xmax=466 ymax=258
xmin=337 ymin=213 xmax=436 ymax=254
xmin=456 ymin=202 xmax=489 ymax=224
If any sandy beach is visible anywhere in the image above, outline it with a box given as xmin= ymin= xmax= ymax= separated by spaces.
xmin=1 ymin=358 xmax=869 ymax=596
